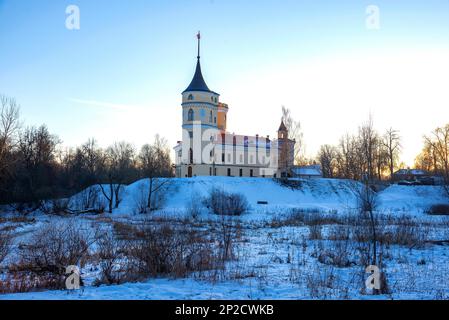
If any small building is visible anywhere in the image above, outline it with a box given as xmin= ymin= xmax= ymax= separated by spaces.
xmin=291 ymin=165 xmax=323 ymax=179
xmin=392 ymin=169 xmax=435 ymax=185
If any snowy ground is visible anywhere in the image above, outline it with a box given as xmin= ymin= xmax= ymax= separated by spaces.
xmin=1 ymin=177 xmax=449 ymax=300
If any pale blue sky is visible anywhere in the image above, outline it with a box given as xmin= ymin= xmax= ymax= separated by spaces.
xmin=1 ymin=0 xmax=449 ymax=164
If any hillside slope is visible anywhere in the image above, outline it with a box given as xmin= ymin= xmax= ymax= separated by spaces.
xmin=70 ymin=177 xmax=447 ymax=216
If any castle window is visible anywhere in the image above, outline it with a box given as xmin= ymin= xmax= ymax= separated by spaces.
xmin=188 ymin=109 xmax=194 ymax=121
xmin=209 ymin=111 xmax=213 ymax=122
xmin=188 ymin=94 xmax=194 ymax=101
xmin=189 ymin=148 xmax=193 ymax=164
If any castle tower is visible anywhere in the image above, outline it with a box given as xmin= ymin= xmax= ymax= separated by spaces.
xmin=181 ymin=32 xmax=220 ymax=176
xmin=217 ymin=102 xmax=228 ymax=132
xmin=278 ymin=121 xmax=290 ymax=177
xmin=278 ymin=120 xmax=288 ymax=139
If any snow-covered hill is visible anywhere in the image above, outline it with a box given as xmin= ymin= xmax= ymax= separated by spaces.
xmin=70 ymin=177 xmax=448 ymax=217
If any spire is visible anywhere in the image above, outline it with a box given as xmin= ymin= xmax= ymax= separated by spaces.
xmin=183 ymin=31 xmax=213 ymax=93
xmin=197 ymin=31 xmax=201 ymax=59
xmin=278 ymin=120 xmax=288 ymax=132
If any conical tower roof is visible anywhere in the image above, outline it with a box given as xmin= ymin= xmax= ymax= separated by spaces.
xmin=183 ymin=58 xmax=211 ymax=93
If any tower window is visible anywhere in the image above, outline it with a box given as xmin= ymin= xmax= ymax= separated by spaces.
xmin=209 ymin=111 xmax=213 ymax=122
xmin=188 ymin=109 xmax=194 ymax=121
xmin=188 ymin=94 xmax=194 ymax=101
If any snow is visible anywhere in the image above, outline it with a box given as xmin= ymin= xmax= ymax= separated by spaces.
xmin=1 ymin=177 xmax=449 ymax=300
xmin=68 ymin=177 xmax=447 ymax=217
xmin=378 ymin=185 xmax=447 ymax=214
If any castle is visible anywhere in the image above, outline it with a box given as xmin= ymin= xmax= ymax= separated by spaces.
xmin=174 ymin=34 xmax=295 ymax=178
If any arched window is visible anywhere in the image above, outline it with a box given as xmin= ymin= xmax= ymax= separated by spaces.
xmin=188 ymin=109 xmax=194 ymax=121
xmin=188 ymin=94 xmax=194 ymax=101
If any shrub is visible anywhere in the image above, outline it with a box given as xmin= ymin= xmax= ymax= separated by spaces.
xmin=124 ymin=221 xmax=217 ymax=279
xmin=71 ymin=186 xmax=106 ymax=214
xmin=275 ymin=178 xmax=302 ymax=190
xmin=94 ymin=231 xmax=127 ymax=286
xmin=318 ymin=240 xmax=355 ymax=268
xmin=204 ymin=188 xmax=249 ymax=216
xmin=426 ymin=204 xmax=449 ymax=216
xmin=308 ymin=225 xmax=322 ymax=240
xmin=13 ymin=220 xmax=95 ymax=290
xmin=0 ymin=230 xmax=12 ymax=265
xmin=186 ymin=194 xmax=202 ymax=219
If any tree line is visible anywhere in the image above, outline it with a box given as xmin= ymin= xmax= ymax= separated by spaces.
xmin=316 ymin=115 xmax=402 ymax=181
xmin=0 ymin=95 xmax=173 ymax=207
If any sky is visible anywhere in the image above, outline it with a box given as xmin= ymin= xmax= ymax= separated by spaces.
xmin=1 ymin=0 xmax=449 ymax=166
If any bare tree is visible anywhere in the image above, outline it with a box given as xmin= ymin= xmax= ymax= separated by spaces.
xmin=0 ymin=95 xmax=20 ymax=194
xmin=99 ymin=141 xmax=136 ymax=213
xmin=16 ymin=125 xmax=61 ymax=204
xmin=348 ymin=180 xmax=387 ymax=294
xmin=317 ymin=144 xmax=338 ymax=178
xmin=424 ymin=124 xmax=449 ymax=196
xmin=358 ymin=115 xmax=378 ymax=182
xmin=336 ymin=134 xmax=362 ymax=180
xmin=382 ymin=128 xmax=402 ymax=180
xmin=138 ymin=135 xmax=172 ymax=212
xmin=281 ymin=106 xmax=304 ymax=165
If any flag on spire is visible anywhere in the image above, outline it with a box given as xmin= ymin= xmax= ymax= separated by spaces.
xmin=196 ymin=31 xmax=201 ymax=59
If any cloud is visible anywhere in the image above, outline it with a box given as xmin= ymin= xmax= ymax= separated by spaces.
xmin=68 ymin=98 xmax=147 ymax=113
